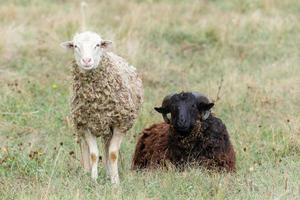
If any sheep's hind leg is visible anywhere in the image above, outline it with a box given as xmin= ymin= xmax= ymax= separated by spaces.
xmin=107 ymin=127 xmax=123 ymax=185
xmin=103 ymin=138 xmax=110 ymax=178
xmin=84 ymin=130 xmax=99 ymax=181
xmin=79 ymin=136 xmax=91 ymax=172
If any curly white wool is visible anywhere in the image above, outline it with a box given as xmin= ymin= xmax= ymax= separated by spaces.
xmin=71 ymin=52 xmax=143 ymax=140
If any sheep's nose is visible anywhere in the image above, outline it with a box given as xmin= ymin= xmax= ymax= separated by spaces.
xmin=82 ymin=58 xmax=92 ymax=64
xmin=178 ymin=116 xmax=186 ymax=125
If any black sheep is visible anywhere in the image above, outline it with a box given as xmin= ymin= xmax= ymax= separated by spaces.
xmin=132 ymin=92 xmax=236 ymax=172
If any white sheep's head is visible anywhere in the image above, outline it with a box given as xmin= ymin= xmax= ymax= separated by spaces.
xmin=60 ymin=31 xmax=112 ymax=70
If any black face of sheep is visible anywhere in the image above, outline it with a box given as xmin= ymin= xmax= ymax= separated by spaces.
xmin=154 ymin=92 xmax=214 ymax=133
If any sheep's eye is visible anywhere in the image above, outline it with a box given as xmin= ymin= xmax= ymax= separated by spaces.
xmin=96 ymin=44 xmax=100 ymax=48
xmin=74 ymin=45 xmax=78 ymax=48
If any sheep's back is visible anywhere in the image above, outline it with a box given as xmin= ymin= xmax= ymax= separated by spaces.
xmin=106 ymin=52 xmax=143 ymax=109
xmin=131 ymin=122 xmax=170 ymax=170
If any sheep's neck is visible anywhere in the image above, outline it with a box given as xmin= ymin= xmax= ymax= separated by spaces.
xmin=167 ymin=119 xmax=208 ymax=166
xmin=72 ymin=56 xmax=109 ymax=83
xmin=168 ymin=120 xmax=204 ymax=148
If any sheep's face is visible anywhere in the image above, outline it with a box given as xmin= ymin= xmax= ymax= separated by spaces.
xmin=155 ymin=92 xmax=214 ymax=133
xmin=60 ymin=31 xmax=112 ymax=71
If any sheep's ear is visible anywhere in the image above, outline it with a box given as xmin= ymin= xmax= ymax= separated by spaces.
xmin=198 ymin=103 xmax=214 ymax=120
xmin=100 ymin=40 xmax=112 ymax=49
xmin=60 ymin=41 xmax=74 ymax=49
xmin=198 ymin=103 xmax=214 ymax=111
xmin=154 ymin=107 xmax=169 ymax=114
xmin=155 ymin=107 xmax=171 ymax=123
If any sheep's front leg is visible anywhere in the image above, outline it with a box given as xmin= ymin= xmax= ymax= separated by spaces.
xmin=79 ymin=136 xmax=91 ymax=172
xmin=84 ymin=130 xmax=99 ymax=181
xmin=107 ymin=127 xmax=123 ymax=184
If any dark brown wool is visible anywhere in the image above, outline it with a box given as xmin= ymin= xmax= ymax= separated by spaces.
xmin=71 ymin=52 xmax=143 ymax=140
xmin=132 ymin=114 xmax=236 ymax=172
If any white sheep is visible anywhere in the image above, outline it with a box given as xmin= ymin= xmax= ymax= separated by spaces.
xmin=60 ymin=31 xmax=143 ymax=184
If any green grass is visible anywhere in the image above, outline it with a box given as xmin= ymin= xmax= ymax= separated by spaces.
xmin=0 ymin=0 xmax=300 ymax=199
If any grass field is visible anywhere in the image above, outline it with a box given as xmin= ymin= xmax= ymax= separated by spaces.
xmin=0 ymin=0 xmax=300 ymax=199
